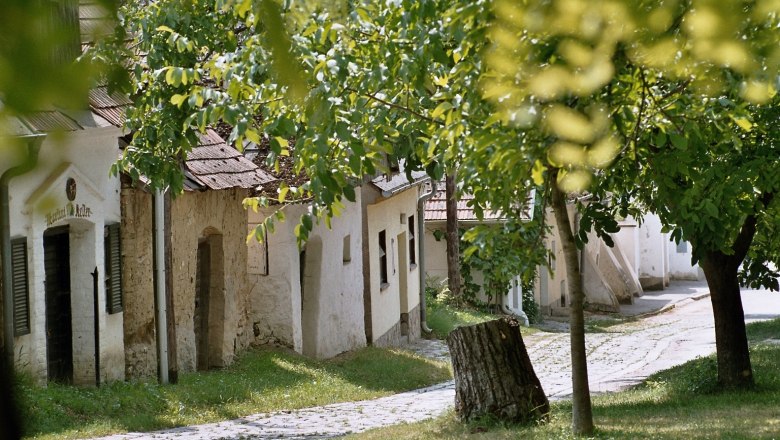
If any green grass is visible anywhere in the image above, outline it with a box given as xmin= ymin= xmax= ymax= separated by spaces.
xmin=426 ymin=300 xmax=540 ymax=340
xmin=17 ymin=346 xmax=451 ymax=440
xmin=349 ymin=318 xmax=780 ymax=439
xmin=426 ymin=300 xmax=496 ymax=338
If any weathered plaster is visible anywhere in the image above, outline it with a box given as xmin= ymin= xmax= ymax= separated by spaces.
xmin=248 ymin=189 xmax=366 ymax=359
xmin=122 ymin=187 xmax=252 ymax=377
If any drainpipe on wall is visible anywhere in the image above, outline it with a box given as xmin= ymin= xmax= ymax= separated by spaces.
xmin=153 ymin=188 xmax=169 ymax=384
xmin=91 ymin=267 xmax=100 ymax=387
xmin=417 ymin=180 xmax=437 ymax=334
xmin=1 ymin=134 xmax=44 ymax=369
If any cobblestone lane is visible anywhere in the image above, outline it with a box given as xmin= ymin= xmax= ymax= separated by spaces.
xmin=93 ymin=288 xmax=780 ymax=440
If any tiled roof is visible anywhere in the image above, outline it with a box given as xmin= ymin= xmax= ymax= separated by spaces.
xmin=424 ymin=187 xmax=535 ymax=223
xmin=424 ymin=189 xmax=503 ymax=223
xmin=89 ymin=86 xmax=131 ymax=127
xmin=17 ymin=111 xmax=84 ymax=132
xmin=79 ymin=0 xmax=114 ymax=44
xmin=182 ymin=129 xmax=276 ymax=191
xmin=89 ymin=83 xmax=274 ymax=192
xmin=370 ymin=161 xmax=429 ymax=196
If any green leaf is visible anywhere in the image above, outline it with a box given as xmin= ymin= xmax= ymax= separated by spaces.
xmin=302 ymin=214 xmax=313 ymax=231
xmin=669 ymin=133 xmax=688 ymax=149
xmin=431 ymin=102 xmax=453 ymax=119
xmin=532 ymin=160 xmax=546 ymax=186
xmin=278 ymin=185 xmax=289 ymax=203
xmin=343 ymin=185 xmax=356 ymax=203
xmin=731 ymin=116 xmax=753 ymax=132
xmin=170 ymin=94 xmax=187 ymax=107
xmin=654 ymin=131 xmax=666 ymax=147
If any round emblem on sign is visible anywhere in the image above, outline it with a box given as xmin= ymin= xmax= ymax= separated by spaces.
xmin=66 ymin=178 xmax=77 ymax=201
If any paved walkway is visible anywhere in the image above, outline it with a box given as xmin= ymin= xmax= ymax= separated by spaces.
xmin=94 ymin=283 xmax=780 ymax=440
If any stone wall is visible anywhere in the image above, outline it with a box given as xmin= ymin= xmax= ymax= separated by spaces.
xmin=120 ymin=189 xmax=157 ymax=379
xmin=121 ymin=187 xmax=253 ymax=377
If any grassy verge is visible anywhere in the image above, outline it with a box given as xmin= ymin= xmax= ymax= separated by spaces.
xmin=426 ymin=299 xmax=496 ymax=339
xmin=350 ymin=318 xmax=780 ymax=439
xmin=18 ymin=346 xmax=451 ymax=440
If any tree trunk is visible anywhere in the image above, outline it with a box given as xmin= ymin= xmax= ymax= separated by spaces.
xmin=700 ymin=251 xmax=753 ymax=388
xmin=445 ymin=173 xmax=461 ymax=299
xmin=550 ymin=173 xmax=594 ymax=435
xmin=447 ymin=318 xmax=549 ymax=424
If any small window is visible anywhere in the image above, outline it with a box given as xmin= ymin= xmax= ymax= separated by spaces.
xmin=11 ymin=237 xmax=30 ymax=336
xmin=408 ymin=215 xmax=416 ymax=267
xmin=343 ymin=235 xmax=351 ymax=263
xmin=676 ymin=241 xmax=688 ymax=254
xmin=104 ymin=223 xmax=123 ymax=314
xmin=560 ymin=280 xmax=566 ymax=308
xmin=550 ymin=240 xmax=556 ymax=270
xmin=379 ymin=230 xmax=388 ymax=286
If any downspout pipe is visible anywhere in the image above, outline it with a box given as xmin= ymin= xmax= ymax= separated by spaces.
xmin=1 ymin=135 xmax=44 ymax=369
xmin=417 ymin=179 xmax=437 ymax=334
xmin=153 ymin=188 xmax=169 ymax=384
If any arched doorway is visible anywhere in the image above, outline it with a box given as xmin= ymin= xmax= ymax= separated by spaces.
xmin=300 ymin=237 xmax=322 ymax=357
xmin=194 ymin=230 xmax=225 ymax=370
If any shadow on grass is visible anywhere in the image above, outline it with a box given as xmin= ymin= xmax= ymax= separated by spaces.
xmin=18 ymin=346 xmax=451 ymax=439
xmin=588 ymin=331 xmax=780 ymax=439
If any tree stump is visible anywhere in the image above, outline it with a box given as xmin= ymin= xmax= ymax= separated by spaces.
xmin=446 ymin=317 xmax=549 ymax=424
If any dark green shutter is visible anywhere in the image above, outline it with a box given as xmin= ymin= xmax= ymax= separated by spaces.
xmin=104 ymin=223 xmax=123 ymax=314
xmin=11 ymin=238 xmax=30 ymax=336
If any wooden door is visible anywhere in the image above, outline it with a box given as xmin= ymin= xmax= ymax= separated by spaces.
xmin=44 ymin=227 xmax=73 ymax=383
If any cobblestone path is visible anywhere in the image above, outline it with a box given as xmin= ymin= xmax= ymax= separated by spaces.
xmin=93 ymin=289 xmax=780 ymax=440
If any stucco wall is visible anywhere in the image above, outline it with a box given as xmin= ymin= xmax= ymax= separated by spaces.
xmin=423 ymin=225 xmax=448 ymax=283
xmin=120 ymin=189 xmax=156 ymax=379
xmin=667 ymin=240 xmax=703 ymax=280
xmin=122 ymin=187 xmax=252 ymax=377
xmin=247 ymin=191 xmax=366 ymax=359
xmin=171 ymin=188 xmax=252 ymax=370
xmin=2 ymin=126 xmax=125 ymax=384
xmin=535 ymin=206 xmax=627 ymax=314
xmin=614 ymin=219 xmax=640 ymax=278
xmin=535 ymin=209 xmax=571 ymax=314
xmin=364 ymin=186 xmax=422 ymax=346
xmin=637 ymin=214 xmax=669 ymax=290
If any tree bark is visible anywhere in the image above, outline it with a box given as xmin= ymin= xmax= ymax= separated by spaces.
xmin=447 ymin=318 xmax=549 ymax=424
xmin=550 ymin=172 xmax=594 ymax=435
xmin=700 ymin=252 xmax=753 ymax=388
xmin=445 ymin=173 xmax=461 ymax=300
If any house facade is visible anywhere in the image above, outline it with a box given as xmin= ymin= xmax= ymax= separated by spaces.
xmin=536 ymin=208 xmax=702 ymax=317
xmin=120 ymin=130 xmax=275 ymax=378
xmin=361 ymin=171 xmax=428 ymax=347
xmin=423 ymin=188 xmax=528 ymax=318
xmin=247 ymin=194 xmax=366 ymax=359
xmin=0 ymin=110 xmax=125 ymax=385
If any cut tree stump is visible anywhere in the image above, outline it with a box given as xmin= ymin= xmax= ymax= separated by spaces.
xmin=446 ymin=317 xmax=549 ymax=424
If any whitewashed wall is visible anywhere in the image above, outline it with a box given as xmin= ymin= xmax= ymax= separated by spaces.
xmin=365 ymin=186 xmax=422 ymax=346
xmin=2 ymin=124 xmax=124 ymax=385
xmin=248 ymin=189 xmax=366 ymax=359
